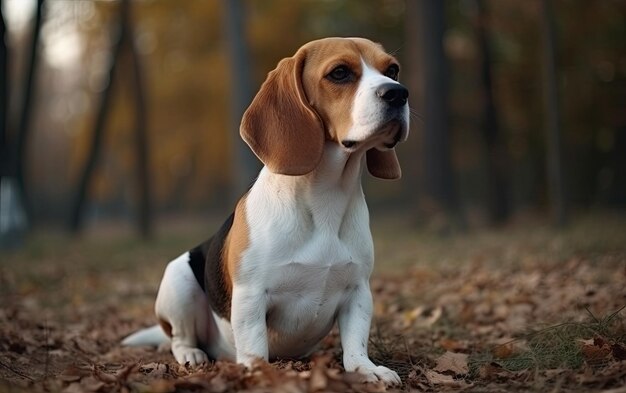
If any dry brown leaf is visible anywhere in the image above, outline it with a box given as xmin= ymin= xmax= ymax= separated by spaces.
xmin=402 ymin=306 xmax=443 ymax=328
xmin=425 ymin=369 xmax=470 ymax=388
xmin=309 ymin=366 xmax=327 ymax=391
xmin=424 ymin=370 xmax=454 ymax=385
xmin=439 ymin=338 xmax=467 ymax=351
xmin=492 ymin=343 xmax=515 ymax=359
xmin=478 ymin=362 xmax=508 ymax=380
xmin=148 ymin=379 xmax=175 ymax=393
xmin=433 ymin=351 xmax=469 ymax=376
xmin=139 ymin=362 xmax=168 ymax=378
xmin=91 ymin=367 xmax=118 ymax=384
xmin=174 ymin=376 xmax=211 ymax=390
xmin=207 ymin=375 xmax=228 ymax=393
xmin=63 ymin=382 xmax=89 ymax=393
xmin=79 ymin=376 xmax=107 ymax=392
xmin=59 ymin=365 xmax=90 ymax=382
xmin=580 ymin=338 xmax=612 ymax=362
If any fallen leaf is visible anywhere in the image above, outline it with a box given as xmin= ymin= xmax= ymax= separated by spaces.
xmin=433 ymin=351 xmax=469 ymax=376
xmin=425 ymin=369 xmax=470 ymax=388
xmin=478 ymin=362 xmax=507 ymax=380
xmin=208 ymin=375 xmax=228 ymax=393
xmin=148 ymin=379 xmax=175 ymax=393
xmin=580 ymin=339 xmax=611 ymax=362
xmin=439 ymin=338 xmax=467 ymax=351
xmin=139 ymin=362 xmax=168 ymax=378
xmin=402 ymin=306 xmax=443 ymax=328
xmin=492 ymin=343 xmax=515 ymax=359
xmin=309 ymin=366 xmax=327 ymax=391
xmin=80 ymin=376 xmax=106 ymax=392
xmin=63 ymin=382 xmax=88 ymax=393
xmin=59 ymin=365 xmax=89 ymax=382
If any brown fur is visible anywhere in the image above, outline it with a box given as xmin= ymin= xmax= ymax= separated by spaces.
xmin=366 ymin=149 xmax=401 ymax=179
xmin=159 ymin=318 xmax=173 ymax=338
xmin=240 ymin=52 xmax=325 ymax=176
xmin=223 ymin=195 xmax=249 ymax=289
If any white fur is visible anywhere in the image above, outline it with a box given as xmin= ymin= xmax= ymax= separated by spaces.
xmin=121 ymin=324 xmax=168 ymax=346
xmin=345 ymin=59 xmax=410 ymax=145
xmin=123 ymin=54 xmax=408 ymax=386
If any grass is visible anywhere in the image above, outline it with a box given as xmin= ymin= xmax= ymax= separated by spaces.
xmin=470 ymin=306 xmax=626 ymax=373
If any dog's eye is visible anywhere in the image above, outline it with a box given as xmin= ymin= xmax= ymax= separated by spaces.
xmin=327 ymin=66 xmax=352 ymax=83
xmin=384 ymin=64 xmax=400 ymax=81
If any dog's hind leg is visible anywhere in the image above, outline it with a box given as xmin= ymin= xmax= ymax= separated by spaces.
xmin=155 ymin=252 xmax=214 ymax=366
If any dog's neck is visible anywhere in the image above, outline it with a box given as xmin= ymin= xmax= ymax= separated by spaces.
xmin=306 ymin=141 xmax=365 ymax=190
xmin=254 ymin=142 xmax=367 ymax=234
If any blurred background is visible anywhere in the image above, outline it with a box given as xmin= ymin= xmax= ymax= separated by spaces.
xmin=0 ymin=0 xmax=625 ymax=245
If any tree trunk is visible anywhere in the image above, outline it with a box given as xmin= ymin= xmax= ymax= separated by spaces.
xmin=419 ymin=0 xmax=461 ymax=228
xmin=15 ymin=0 xmax=45 ymax=226
xmin=123 ymin=0 xmax=152 ymax=238
xmin=402 ymin=0 xmax=424 ymax=207
xmin=541 ymin=0 xmax=567 ymax=227
xmin=0 ymin=0 xmax=7 ymax=179
xmin=69 ymin=5 xmax=126 ymax=233
xmin=223 ymin=0 xmax=260 ymax=196
xmin=472 ymin=0 xmax=511 ymax=224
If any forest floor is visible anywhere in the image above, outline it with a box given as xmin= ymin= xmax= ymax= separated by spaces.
xmin=1 ymin=211 xmax=625 ymax=392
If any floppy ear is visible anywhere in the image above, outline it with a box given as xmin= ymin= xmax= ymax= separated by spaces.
xmin=366 ymin=149 xmax=402 ymax=180
xmin=240 ymin=50 xmax=325 ymax=176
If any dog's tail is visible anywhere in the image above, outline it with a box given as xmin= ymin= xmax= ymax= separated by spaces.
xmin=121 ymin=324 xmax=169 ymax=346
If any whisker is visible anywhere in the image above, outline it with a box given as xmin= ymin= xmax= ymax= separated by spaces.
xmin=388 ymin=44 xmax=404 ymax=57
xmin=409 ymin=107 xmax=424 ymax=123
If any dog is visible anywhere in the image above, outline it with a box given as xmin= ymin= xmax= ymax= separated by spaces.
xmin=122 ymin=37 xmax=409 ymax=385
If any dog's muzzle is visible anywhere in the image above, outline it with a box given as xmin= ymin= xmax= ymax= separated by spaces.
xmin=376 ymin=83 xmax=409 ymax=108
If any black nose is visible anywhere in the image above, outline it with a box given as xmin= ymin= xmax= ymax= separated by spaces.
xmin=376 ymin=83 xmax=409 ymax=108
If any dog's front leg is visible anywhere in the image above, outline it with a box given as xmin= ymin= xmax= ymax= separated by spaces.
xmin=230 ymin=286 xmax=269 ymax=367
xmin=338 ymin=282 xmax=401 ymax=386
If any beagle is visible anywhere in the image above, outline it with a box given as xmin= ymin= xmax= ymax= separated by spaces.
xmin=122 ymin=37 xmax=409 ymax=385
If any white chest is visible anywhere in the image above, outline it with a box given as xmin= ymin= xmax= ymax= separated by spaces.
xmin=233 ymin=165 xmax=375 ymax=358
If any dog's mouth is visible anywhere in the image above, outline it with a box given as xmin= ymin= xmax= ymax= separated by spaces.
xmin=340 ymin=117 xmax=408 ymax=152
xmin=383 ymin=125 xmax=403 ymax=149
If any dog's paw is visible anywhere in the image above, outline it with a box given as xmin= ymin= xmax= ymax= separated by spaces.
xmin=356 ymin=365 xmax=401 ymax=386
xmin=174 ymin=347 xmax=208 ymax=367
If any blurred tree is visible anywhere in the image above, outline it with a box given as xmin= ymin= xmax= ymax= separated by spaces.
xmin=0 ymin=0 xmax=7 ymax=181
xmin=69 ymin=2 xmax=125 ymax=234
xmin=124 ymin=0 xmax=152 ymax=237
xmin=401 ymin=0 xmax=424 ymax=209
xmin=418 ymin=0 xmax=462 ymax=229
xmin=541 ymin=0 xmax=567 ymax=226
xmin=15 ymin=0 xmax=44 ymax=226
xmin=6 ymin=0 xmax=621 ymax=229
xmin=472 ymin=0 xmax=511 ymax=224
xmin=70 ymin=0 xmax=152 ymax=237
xmin=223 ymin=0 xmax=260 ymax=194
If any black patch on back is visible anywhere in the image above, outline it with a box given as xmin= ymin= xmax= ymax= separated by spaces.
xmin=187 ymin=213 xmax=235 ymax=320
xmin=188 ymin=244 xmax=209 ymax=292
xmin=205 ymin=213 xmax=235 ymax=320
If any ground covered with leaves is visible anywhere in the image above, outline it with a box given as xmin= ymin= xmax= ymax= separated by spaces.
xmin=1 ymin=212 xmax=625 ymax=392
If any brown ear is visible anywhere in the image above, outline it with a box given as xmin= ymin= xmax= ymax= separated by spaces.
xmin=366 ymin=149 xmax=402 ymax=180
xmin=240 ymin=50 xmax=324 ymax=176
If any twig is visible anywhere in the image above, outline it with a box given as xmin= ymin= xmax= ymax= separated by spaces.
xmin=0 ymin=359 xmax=34 ymax=381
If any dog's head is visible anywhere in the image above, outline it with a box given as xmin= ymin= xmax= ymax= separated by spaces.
xmin=240 ymin=37 xmax=409 ymax=179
